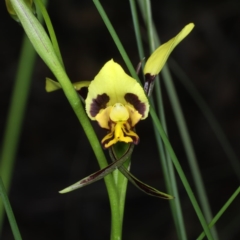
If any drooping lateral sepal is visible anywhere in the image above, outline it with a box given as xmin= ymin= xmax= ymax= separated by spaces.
xmin=59 ymin=143 xmax=134 ymax=194
xmin=109 ymin=145 xmax=174 ymax=199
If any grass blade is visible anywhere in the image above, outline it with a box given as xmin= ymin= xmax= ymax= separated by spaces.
xmin=0 ymin=178 xmax=22 ymax=240
xmin=196 ymin=186 xmax=240 ymax=240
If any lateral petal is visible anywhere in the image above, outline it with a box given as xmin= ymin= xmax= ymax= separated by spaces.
xmin=144 ymin=23 xmax=194 ymax=76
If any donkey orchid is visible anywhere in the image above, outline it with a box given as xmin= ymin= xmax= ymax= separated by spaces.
xmin=46 ymin=23 xmax=194 ymax=198
xmin=46 ymin=23 xmax=194 ymax=149
xmin=85 ymin=59 xmax=149 ymax=148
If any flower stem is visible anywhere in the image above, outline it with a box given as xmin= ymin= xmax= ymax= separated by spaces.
xmin=9 ymin=0 xmax=121 ymax=238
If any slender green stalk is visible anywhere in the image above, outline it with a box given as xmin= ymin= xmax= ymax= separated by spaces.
xmin=170 ymin=59 xmax=240 ymax=181
xmin=92 ymin=1 xmax=213 ymax=239
xmin=219 ymin=209 xmax=240 ymax=239
xmin=0 ymin=178 xmax=22 ymax=240
xmin=135 ymin=0 xmax=187 ymax=238
xmin=144 ymin=2 xmax=187 ymax=239
xmin=113 ymin=164 xmax=129 ymax=230
xmin=34 ymin=0 xmax=64 ymax=67
xmin=138 ymin=0 xmax=218 ymax=238
xmin=128 ymin=0 xmax=144 ymax=78
xmin=129 ymin=0 xmax=173 ymax=198
xmin=196 ymin=186 xmax=240 ymax=240
xmin=111 ymin=143 xmax=131 ymax=235
xmin=161 ymin=65 xmax=218 ymax=239
xmin=150 ymin=110 xmax=213 ymax=239
xmin=92 ymin=0 xmax=138 ymax=81
xmin=0 ymin=30 xmax=38 ymax=235
xmin=8 ymin=1 xmax=121 ymax=239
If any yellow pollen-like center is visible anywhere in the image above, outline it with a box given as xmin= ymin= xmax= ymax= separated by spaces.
xmin=109 ymin=103 xmax=129 ymax=122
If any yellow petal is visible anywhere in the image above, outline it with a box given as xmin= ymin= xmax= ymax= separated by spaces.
xmin=86 ymin=59 xmax=149 ymax=120
xmin=144 ymin=23 xmax=194 ymax=76
xmin=125 ymin=105 xmax=142 ymax=126
xmin=45 ymin=78 xmax=90 ymax=92
xmin=95 ymin=106 xmax=112 ymax=129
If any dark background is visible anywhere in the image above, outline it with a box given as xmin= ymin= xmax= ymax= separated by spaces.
xmin=1 ymin=0 xmax=240 ymax=239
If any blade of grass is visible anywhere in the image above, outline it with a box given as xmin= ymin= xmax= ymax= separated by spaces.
xmin=196 ymin=186 xmax=240 ymax=240
xmin=169 ymin=59 xmax=240 ymax=182
xmin=0 ymin=177 xmax=22 ymax=240
xmin=0 ymin=1 xmax=47 ymax=232
xmin=92 ymin=1 xmax=213 ymax=239
xmin=137 ymin=1 xmax=218 ymax=238
xmin=34 ymin=0 xmax=64 ymax=68
xmin=133 ymin=0 xmax=187 ymax=238
xmin=219 ymin=208 xmax=240 ymax=239
xmin=161 ymin=65 xmax=219 ymax=239
xmin=144 ymin=2 xmax=187 ymax=239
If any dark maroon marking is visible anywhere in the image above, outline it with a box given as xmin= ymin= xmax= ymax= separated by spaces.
xmin=102 ymin=134 xmax=114 ymax=149
xmin=90 ymin=93 xmax=110 ymax=117
xmin=122 ymin=125 xmax=139 ymax=145
xmin=124 ymin=93 xmax=146 ymax=116
xmin=77 ymin=87 xmax=88 ymax=100
xmin=144 ymin=73 xmax=156 ymax=96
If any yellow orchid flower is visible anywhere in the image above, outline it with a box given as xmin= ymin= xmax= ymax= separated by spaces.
xmin=143 ymin=23 xmax=194 ymax=95
xmin=85 ymin=59 xmax=149 ymax=148
xmin=45 ymin=23 xmax=194 ymax=149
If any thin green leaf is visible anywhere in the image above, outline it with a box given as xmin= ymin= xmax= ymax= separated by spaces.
xmin=196 ymin=186 xmax=240 ymax=240
xmin=169 ymin=58 xmax=240 ymax=181
xmin=0 ymin=178 xmax=22 ymax=240
xmin=34 ymin=0 xmax=64 ymax=67
xmin=137 ymin=0 xmax=187 ymax=238
xmin=0 ymin=0 xmax=47 ymax=232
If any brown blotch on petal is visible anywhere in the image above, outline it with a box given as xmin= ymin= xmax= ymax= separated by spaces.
xmin=90 ymin=93 xmax=110 ymax=117
xmin=77 ymin=87 xmax=88 ymax=100
xmin=124 ymin=93 xmax=146 ymax=116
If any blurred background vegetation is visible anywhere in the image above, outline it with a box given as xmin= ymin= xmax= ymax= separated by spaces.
xmin=1 ymin=0 xmax=240 ymax=239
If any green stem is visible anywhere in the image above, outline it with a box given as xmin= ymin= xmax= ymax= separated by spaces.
xmin=0 ymin=34 xmax=37 ymax=234
xmin=170 ymin=59 xmax=240 ymax=181
xmin=196 ymin=186 xmax=240 ymax=240
xmin=9 ymin=0 xmax=121 ymax=239
xmin=111 ymin=143 xmax=132 ymax=236
xmin=142 ymin=1 xmax=187 ymax=239
xmin=92 ymin=0 xmax=138 ymax=80
xmin=34 ymin=0 xmax=64 ymax=67
xmin=0 ymin=178 xmax=22 ymax=240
